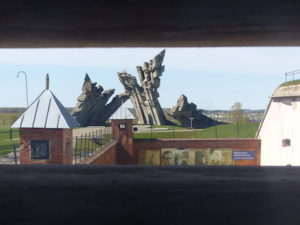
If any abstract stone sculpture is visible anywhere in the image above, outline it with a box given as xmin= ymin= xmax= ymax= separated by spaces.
xmin=167 ymin=95 xmax=223 ymax=128
xmin=72 ymin=74 xmax=129 ymax=126
xmin=118 ymin=50 xmax=166 ymax=125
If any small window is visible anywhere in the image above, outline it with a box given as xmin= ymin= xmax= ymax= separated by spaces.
xmin=119 ymin=123 xmax=126 ymax=129
xmin=31 ymin=140 xmax=50 ymax=159
xmin=282 ymin=139 xmax=291 ymax=147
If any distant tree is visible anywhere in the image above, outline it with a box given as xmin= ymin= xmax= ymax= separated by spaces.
xmin=229 ymin=102 xmax=248 ymax=123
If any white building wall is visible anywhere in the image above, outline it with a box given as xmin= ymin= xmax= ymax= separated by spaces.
xmin=259 ymin=97 xmax=300 ymax=166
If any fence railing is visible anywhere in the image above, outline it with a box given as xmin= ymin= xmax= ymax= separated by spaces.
xmin=0 ymin=144 xmax=20 ymax=151
xmin=73 ymin=126 xmax=112 ymax=164
xmin=133 ymin=122 xmax=260 ymax=139
xmin=0 ymin=128 xmax=19 ymax=140
xmin=0 ymin=129 xmax=20 ymax=163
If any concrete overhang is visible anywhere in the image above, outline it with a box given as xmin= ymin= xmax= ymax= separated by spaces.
xmin=1 ymin=0 xmax=300 ymax=47
xmin=272 ymin=84 xmax=300 ymax=98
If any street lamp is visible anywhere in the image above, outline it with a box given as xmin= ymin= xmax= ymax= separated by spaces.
xmin=17 ymin=71 xmax=29 ymax=107
xmin=190 ymin=117 xmax=194 ymax=128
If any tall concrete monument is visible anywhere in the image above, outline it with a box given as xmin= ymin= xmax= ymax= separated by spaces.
xmin=72 ymin=74 xmax=129 ymax=126
xmin=118 ymin=50 xmax=166 ymax=125
xmin=167 ymin=95 xmax=223 ymax=128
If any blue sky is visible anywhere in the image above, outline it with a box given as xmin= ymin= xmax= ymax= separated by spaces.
xmin=0 ymin=47 xmax=299 ymax=110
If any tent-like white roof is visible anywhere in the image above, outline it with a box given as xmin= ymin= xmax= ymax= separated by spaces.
xmin=11 ymin=89 xmax=79 ymax=129
xmin=109 ymin=105 xmax=135 ymax=120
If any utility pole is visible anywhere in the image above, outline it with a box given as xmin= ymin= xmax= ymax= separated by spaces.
xmin=17 ymin=71 xmax=29 ymax=107
xmin=190 ymin=117 xmax=194 ymax=128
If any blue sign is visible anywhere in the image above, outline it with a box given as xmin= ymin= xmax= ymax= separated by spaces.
xmin=233 ymin=151 xmax=255 ymax=160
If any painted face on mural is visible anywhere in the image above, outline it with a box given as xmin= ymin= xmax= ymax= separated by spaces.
xmin=139 ymin=148 xmax=235 ymax=166
xmin=162 ymin=151 xmax=174 ymax=165
xmin=210 ymin=150 xmax=222 ymax=164
xmin=175 ymin=151 xmax=189 ymax=165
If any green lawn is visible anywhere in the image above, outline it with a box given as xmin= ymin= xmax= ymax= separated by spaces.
xmin=195 ymin=122 xmax=259 ymax=138
xmin=134 ymin=122 xmax=259 ymax=139
xmin=0 ymin=128 xmax=19 ymax=156
xmin=280 ymin=79 xmax=300 ymax=87
xmin=0 ymin=113 xmax=20 ymax=128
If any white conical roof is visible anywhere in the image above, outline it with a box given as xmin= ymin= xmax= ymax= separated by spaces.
xmin=109 ymin=105 xmax=135 ymax=120
xmin=11 ymin=89 xmax=79 ymax=129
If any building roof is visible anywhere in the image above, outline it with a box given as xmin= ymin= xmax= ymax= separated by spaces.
xmin=256 ymin=81 xmax=300 ymax=137
xmin=273 ymin=82 xmax=300 ymax=98
xmin=11 ymin=89 xmax=79 ymax=129
xmin=109 ymin=105 xmax=135 ymax=120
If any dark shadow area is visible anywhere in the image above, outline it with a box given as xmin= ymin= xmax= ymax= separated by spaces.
xmin=0 ymin=165 xmax=299 ymax=225
xmin=1 ymin=0 xmax=300 ymax=47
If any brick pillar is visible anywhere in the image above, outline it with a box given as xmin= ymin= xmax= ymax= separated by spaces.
xmin=111 ymin=119 xmax=134 ymax=164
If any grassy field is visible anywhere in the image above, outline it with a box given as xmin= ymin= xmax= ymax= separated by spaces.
xmin=280 ymin=79 xmax=300 ymax=87
xmin=0 ymin=113 xmax=20 ymax=128
xmin=134 ymin=122 xmax=259 ymax=139
xmin=0 ymin=128 xmax=19 ymax=156
xmin=0 ymin=113 xmax=20 ymax=156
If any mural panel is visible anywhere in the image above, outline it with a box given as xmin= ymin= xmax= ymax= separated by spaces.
xmin=174 ymin=150 xmax=190 ymax=166
xmin=194 ymin=149 xmax=209 ymax=166
xmin=146 ymin=150 xmax=161 ymax=165
xmin=161 ymin=148 xmax=176 ymax=165
xmin=208 ymin=149 xmax=232 ymax=165
xmin=138 ymin=148 xmax=235 ymax=166
xmin=138 ymin=149 xmax=160 ymax=165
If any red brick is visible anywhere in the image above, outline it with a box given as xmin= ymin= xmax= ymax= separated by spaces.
xmin=19 ymin=128 xmax=73 ymax=165
xmin=111 ymin=119 xmax=135 ymax=164
xmin=86 ymin=142 xmax=117 ymax=165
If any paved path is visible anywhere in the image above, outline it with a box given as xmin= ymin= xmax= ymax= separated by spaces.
xmin=0 ymin=148 xmax=20 ymax=164
xmin=133 ymin=125 xmax=202 ymax=133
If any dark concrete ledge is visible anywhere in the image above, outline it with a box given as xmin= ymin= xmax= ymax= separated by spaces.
xmin=1 ymin=165 xmax=300 ymax=225
xmin=1 ymin=0 xmax=300 ymax=47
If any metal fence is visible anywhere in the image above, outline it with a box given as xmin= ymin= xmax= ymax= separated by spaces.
xmin=0 ymin=128 xmax=19 ymax=140
xmin=133 ymin=122 xmax=260 ymax=139
xmin=73 ymin=126 xmax=112 ymax=164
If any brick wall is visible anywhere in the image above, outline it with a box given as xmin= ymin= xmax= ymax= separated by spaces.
xmin=19 ymin=128 xmax=73 ymax=164
xmin=134 ymin=138 xmax=261 ymax=165
xmin=80 ymin=140 xmax=117 ymax=165
xmin=111 ymin=119 xmax=135 ymax=164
